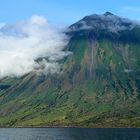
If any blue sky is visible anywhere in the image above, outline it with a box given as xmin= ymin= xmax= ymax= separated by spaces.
xmin=0 ymin=0 xmax=140 ymax=25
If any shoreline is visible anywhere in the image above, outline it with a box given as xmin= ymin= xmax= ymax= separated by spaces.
xmin=0 ymin=126 xmax=140 ymax=129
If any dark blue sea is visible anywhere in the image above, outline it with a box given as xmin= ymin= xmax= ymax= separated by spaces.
xmin=0 ymin=128 xmax=140 ymax=140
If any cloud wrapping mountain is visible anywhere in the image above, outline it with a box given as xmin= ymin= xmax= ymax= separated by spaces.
xmin=0 ymin=15 xmax=70 ymax=78
xmin=69 ymin=12 xmax=138 ymax=33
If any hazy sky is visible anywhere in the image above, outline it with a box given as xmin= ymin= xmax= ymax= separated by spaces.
xmin=0 ymin=0 xmax=140 ymax=24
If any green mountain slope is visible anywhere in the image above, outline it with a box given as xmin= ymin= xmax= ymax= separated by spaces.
xmin=0 ymin=12 xmax=140 ymax=127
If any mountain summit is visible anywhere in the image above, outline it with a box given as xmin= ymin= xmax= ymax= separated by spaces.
xmin=104 ymin=11 xmax=114 ymax=16
xmin=69 ymin=12 xmax=138 ymax=33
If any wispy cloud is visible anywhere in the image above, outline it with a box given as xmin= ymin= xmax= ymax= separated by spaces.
xmin=0 ymin=15 xmax=70 ymax=79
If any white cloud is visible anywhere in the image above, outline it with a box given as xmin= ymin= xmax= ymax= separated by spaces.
xmin=0 ymin=15 xmax=70 ymax=78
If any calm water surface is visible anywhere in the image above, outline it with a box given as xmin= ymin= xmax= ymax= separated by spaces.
xmin=0 ymin=128 xmax=140 ymax=140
